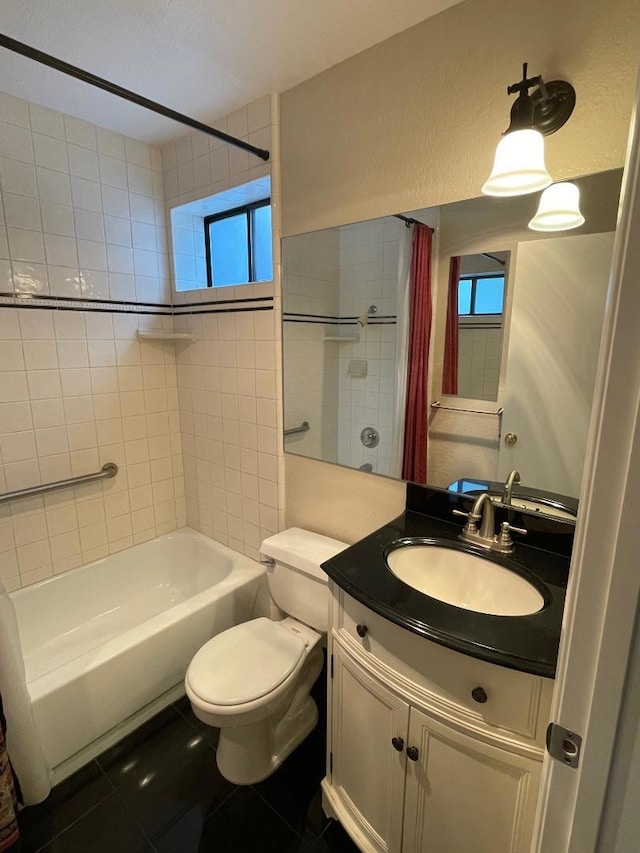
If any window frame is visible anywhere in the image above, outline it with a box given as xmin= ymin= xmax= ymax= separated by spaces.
xmin=458 ymin=272 xmax=505 ymax=316
xmin=204 ymin=197 xmax=271 ymax=288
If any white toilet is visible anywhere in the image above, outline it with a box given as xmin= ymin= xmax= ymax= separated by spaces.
xmin=185 ymin=528 xmax=347 ymax=784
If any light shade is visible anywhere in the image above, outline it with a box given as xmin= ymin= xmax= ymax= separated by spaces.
xmin=528 ymin=182 xmax=585 ymax=232
xmin=482 ymin=129 xmax=553 ymax=197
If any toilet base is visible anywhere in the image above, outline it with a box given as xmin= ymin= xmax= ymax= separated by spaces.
xmin=216 ymin=694 xmax=318 ymax=784
xmin=215 ymin=642 xmax=324 ymax=784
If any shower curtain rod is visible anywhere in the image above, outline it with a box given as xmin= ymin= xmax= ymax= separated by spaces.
xmin=394 ymin=214 xmax=434 ymax=231
xmin=395 ymin=214 xmax=419 ymax=227
xmin=0 ymin=33 xmax=270 ymax=162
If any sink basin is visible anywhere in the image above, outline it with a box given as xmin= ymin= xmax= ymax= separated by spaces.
xmin=386 ymin=545 xmax=544 ymax=616
xmin=502 ymin=497 xmax=577 ymax=520
xmin=479 ymin=492 xmax=577 ymax=520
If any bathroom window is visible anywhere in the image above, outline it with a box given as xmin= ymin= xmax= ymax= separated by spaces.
xmin=458 ymin=274 xmax=505 ymax=315
xmin=205 ymin=199 xmax=273 ymax=287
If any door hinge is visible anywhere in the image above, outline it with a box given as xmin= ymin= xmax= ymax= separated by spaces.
xmin=330 ymin=752 xmax=333 ymax=774
xmin=330 ymin=653 xmax=334 ymax=679
xmin=546 ymin=722 xmax=582 ymax=769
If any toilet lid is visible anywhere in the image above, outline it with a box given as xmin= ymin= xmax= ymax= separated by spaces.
xmin=187 ymin=618 xmax=306 ymax=706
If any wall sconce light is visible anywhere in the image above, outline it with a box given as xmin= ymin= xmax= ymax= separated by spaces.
xmin=528 ymin=182 xmax=585 ymax=231
xmin=482 ymin=63 xmax=576 ymax=197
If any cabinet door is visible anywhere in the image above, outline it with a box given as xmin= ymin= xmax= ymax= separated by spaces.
xmin=331 ymin=643 xmax=410 ymax=853
xmin=403 ymin=707 xmax=541 ymax=853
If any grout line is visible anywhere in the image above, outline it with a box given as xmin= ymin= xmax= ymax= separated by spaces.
xmin=196 ymin=784 xmax=239 ymax=832
xmin=109 ymin=785 xmax=162 ymax=853
xmin=26 ymin=777 xmax=116 ymax=853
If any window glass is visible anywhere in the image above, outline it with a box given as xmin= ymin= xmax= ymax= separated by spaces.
xmin=475 ymin=276 xmax=505 ymax=314
xmin=209 ymin=213 xmax=248 ymax=286
xmin=458 ymin=278 xmax=472 ymax=314
xmin=252 ymin=204 xmax=273 ymax=281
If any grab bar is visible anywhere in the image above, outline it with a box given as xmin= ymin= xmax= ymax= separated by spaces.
xmin=284 ymin=421 xmax=310 ymax=437
xmin=431 ymin=401 xmax=504 ymax=417
xmin=0 ymin=462 xmax=118 ymax=505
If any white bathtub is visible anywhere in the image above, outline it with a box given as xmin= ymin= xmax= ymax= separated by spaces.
xmin=11 ymin=529 xmax=266 ymax=782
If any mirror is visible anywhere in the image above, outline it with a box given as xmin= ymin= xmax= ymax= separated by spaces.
xmin=282 ymin=168 xmax=623 ymax=505
xmin=442 ymin=250 xmax=509 ymax=401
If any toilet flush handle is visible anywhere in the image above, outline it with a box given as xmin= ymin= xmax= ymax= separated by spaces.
xmin=260 ymin=557 xmax=275 ymax=568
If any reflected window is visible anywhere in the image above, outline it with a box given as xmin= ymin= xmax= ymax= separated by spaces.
xmin=205 ymin=199 xmax=273 ymax=287
xmin=458 ymin=274 xmax=505 ymax=315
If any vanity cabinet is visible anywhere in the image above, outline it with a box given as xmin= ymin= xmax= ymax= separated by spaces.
xmin=322 ymin=586 xmax=552 ymax=853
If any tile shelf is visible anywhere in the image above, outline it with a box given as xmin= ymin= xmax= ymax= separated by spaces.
xmin=136 ymin=330 xmax=195 ymax=343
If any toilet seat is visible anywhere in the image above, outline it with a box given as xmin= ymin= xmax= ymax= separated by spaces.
xmin=186 ymin=617 xmax=306 ymax=708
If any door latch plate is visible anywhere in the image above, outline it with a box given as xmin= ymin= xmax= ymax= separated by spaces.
xmin=546 ymin=723 xmax=582 ymax=769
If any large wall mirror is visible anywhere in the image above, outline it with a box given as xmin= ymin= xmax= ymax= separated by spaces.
xmin=282 ymin=168 xmax=623 ymax=511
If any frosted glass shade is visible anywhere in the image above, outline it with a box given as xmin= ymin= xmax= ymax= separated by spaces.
xmin=482 ymin=129 xmax=553 ymax=197
xmin=528 ymin=182 xmax=585 ymax=232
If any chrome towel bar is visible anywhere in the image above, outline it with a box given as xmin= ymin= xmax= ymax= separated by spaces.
xmin=0 ymin=463 xmax=118 ymax=505
xmin=431 ymin=401 xmax=504 ymax=417
xmin=284 ymin=421 xmax=310 ymax=437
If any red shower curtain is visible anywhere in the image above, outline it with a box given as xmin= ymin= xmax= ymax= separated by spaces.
xmin=402 ymin=224 xmax=433 ymax=483
xmin=442 ymin=255 xmax=461 ymax=395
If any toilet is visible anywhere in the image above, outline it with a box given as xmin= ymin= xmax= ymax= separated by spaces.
xmin=185 ymin=528 xmax=347 ymax=784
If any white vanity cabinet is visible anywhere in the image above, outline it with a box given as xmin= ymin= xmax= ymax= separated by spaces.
xmin=322 ymin=585 xmax=553 ymax=853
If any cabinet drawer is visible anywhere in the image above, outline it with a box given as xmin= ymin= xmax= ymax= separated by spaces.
xmin=332 ymin=586 xmax=552 ymax=744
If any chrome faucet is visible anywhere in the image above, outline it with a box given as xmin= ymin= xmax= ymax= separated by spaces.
xmin=502 ymin=470 xmax=521 ymax=506
xmin=453 ymin=492 xmax=526 ymax=554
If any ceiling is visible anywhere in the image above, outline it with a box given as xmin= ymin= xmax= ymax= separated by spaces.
xmin=0 ymin=0 xmax=463 ymax=145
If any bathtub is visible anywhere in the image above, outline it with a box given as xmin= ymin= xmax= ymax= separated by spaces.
xmin=11 ymin=529 xmax=267 ymax=782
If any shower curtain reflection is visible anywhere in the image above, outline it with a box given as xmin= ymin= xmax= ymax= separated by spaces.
xmin=442 ymin=256 xmax=461 ymax=395
xmin=402 ymin=224 xmax=434 ymax=483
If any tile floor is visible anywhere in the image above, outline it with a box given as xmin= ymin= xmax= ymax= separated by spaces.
xmin=18 ymin=674 xmax=359 ymax=852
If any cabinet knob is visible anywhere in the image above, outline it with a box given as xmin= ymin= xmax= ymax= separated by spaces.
xmin=391 ymin=737 xmax=404 ymax=752
xmin=356 ymin=624 xmax=368 ymax=638
xmin=472 ymin=687 xmax=488 ymax=704
xmin=406 ymin=746 xmax=419 ymax=761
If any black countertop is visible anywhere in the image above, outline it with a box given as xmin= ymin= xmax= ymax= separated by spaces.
xmin=322 ymin=488 xmax=572 ymax=679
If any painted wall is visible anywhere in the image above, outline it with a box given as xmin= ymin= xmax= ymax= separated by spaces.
xmin=0 ymin=92 xmax=183 ymax=591
xmin=279 ymin=0 xmax=639 ymax=537
xmin=280 ymin=0 xmax=638 ymax=236
xmin=285 ymin=454 xmax=405 ymax=545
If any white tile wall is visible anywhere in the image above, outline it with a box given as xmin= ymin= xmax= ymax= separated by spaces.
xmin=0 ymin=93 xmax=281 ymax=583
xmin=282 ymin=217 xmax=401 ymax=475
xmin=173 ymin=309 xmax=279 ymax=561
xmin=0 ymin=93 xmax=170 ymax=305
xmin=282 ymin=228 xmax=340 ymax=463
xmin=162 ymin=97 xmax=271 ymax=305
xmin=0 ymin=309 xmax=185 ymax=591
xmin=336 ymin=218 xmax=401 ymax=474
xmin=161 ymin=96 xmax=282 ymax=560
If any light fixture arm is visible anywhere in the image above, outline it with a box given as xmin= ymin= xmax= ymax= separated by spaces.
xmin=504 ymin=62 xmax=576 ymax=137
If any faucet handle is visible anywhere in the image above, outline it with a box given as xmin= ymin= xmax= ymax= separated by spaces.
xmin=452 ymin=508 xmax=479 ymax=535
xmin=497 ymin=521 xmax=527 ymax=552
xmin=501 ymin=521 xmax=527 ymax=537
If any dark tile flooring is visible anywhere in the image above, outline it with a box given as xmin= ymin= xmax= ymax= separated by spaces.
xmin=18 ymin=675 xmax=359 ymax=852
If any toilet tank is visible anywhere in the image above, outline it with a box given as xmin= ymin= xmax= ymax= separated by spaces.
xmin=260 ymin=528 xmax=347 ymax=631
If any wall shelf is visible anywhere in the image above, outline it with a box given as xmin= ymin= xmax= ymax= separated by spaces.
xmin=137 ymin=330 xmax=195 ymax=343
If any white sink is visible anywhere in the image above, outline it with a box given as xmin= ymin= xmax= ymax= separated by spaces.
xmin=386 ymin=545 xmax=544 ymax=616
